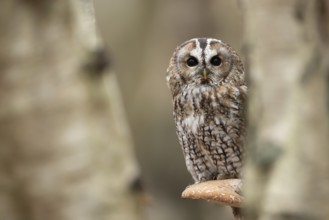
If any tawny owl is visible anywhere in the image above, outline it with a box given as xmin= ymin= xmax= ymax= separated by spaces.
xmin=166 ymin=38 xmax=247 ymax=183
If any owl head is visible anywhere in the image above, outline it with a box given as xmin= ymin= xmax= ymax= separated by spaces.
xmin=166 ymin=38 xmax=244 ymax=96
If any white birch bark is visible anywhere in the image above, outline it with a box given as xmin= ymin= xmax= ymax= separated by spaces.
xmin=0 ymin=1 xmax=142 ymax=220
xmin=242 ymin=1 xmax=329 ymax=219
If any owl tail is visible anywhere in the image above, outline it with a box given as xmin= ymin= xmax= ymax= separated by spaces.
xmin=231 ymin=207 xmax=244 ymax=220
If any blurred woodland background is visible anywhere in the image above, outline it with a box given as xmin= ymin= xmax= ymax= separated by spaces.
xmin=94 ymin=1 xmax=242 ymax=220
xmin=1 ymin=0 xmax=329 ymax=220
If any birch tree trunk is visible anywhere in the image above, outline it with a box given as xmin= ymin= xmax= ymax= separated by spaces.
xmin=0 ymin=1 xmax=142 ymax=220
xmin=242 ymin=1 xmax=329 ymax=219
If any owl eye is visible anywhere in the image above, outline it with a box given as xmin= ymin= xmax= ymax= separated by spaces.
xmin=210 ymin=56 xmax=222 ymax=66
xmin=186 ymin=57 xmax=198 ymax=67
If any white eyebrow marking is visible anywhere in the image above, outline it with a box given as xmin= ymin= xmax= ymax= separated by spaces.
xmin=204 ymin=39 xmax=219 ymax=61
xmin=190 ymin=39 xmax=203 ymax=62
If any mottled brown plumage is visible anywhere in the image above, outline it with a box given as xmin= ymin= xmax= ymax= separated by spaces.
xmin=166 ymin=38 xmax=247 ymax=183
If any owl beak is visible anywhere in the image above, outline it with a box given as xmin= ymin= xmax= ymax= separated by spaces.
xmin=203 ymin=69 xmax=207 ymax=79
xmin=202 ymin=68 xmax=211 ymax=79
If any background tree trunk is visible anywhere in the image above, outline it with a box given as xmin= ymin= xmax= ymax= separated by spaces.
xmin=242 ymin=1 xmax=329 ymax=219
xmin=0 ymin=1 xmax=142 ymax=220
